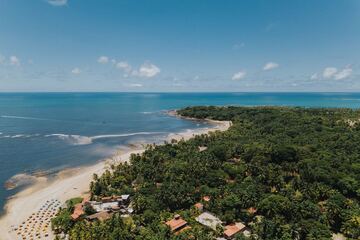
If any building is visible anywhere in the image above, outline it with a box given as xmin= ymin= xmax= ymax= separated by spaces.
xmin=224 ymin=222 xmax=246 ymax=239
xmin=198 ymin=146 xmax=208 ymax=152
xmin=71 ymin=197 xmax=89 ymax=220
xmin=165 ymin=214 xmax=188 ymax=233
xmin=90 ymin=194 xmax=132 ymax=213
xmin=195 ymin=212 xmax=222 ymax=230
xmin=203 ymin=196 xmax=211 ymax=202
xmin=194 ymin=202 xmax=204 ymax=212
xmin=90 ymin=201 xmax=119 ymax=212
xmin=86 ymin=211 xmax=113 ymax=222
xmin=71 ymin=203 xmax=85 ymax=220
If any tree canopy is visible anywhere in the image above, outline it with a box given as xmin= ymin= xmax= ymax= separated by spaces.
xmin=53 ymin=106 xmax=360 ymax=240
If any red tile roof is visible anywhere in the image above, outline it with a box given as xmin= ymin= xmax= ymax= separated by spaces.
xmin=165 ymin=215 xmax=188 ymax=232
xmin=224 ymin=222 xmax=246 ymax=238
xmin=70 ymin=196 xmax=89 ymax=220
xmin=71 ymin=203 xmax=84 ymax=220
xmin=194 ymin=202 xmax=203 ymax=210
xmin=203 ymin=196 xmax=211 ymax=202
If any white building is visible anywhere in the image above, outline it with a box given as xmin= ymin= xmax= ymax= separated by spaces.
xmin=195 ymin=212 xmax=222 ymax=230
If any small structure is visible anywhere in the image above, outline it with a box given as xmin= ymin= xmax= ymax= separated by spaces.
xmin=101 ymin=196 xmax=115 ymax=203
xmin=90 ymin=194 xmax=132 ymax=213
xmin=247 ymin=207 xmax=257 ymax=215
xmin=165 ymin=214 xmax=188 ymax=233
xmin=195 ymin=212 xmax=222 ymax=230
xmin=194 ymin=203 xmax=204 ymax=212
xmin=224 ymin=222 xmax=246 ymax=239
xmin=227 ymin=157 xmax=241 ymax=163
xmin=71 ymin=203 xmax=84 ymax=220
xmin=71 ymin=197 xmax=89 ymax=220
xmin=203 ymin=196 xmax=211 ymax=202
xmin=86 ymin=211 xmax=113 ymax=222
xmin=90 ymin=201 xmax=119 ymax=212
xmin=120 ymin=194 xmax=130 ymax=204
xmin=198 ymin=146 xmax=208 ymax=152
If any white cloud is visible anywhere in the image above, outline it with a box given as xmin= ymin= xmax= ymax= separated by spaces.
xmin=133 ymin=62 xmax=160 ymax=78
xmin=97 ymin=56 xmax=109 ymax=64
xmin=47 ymin=0 xmax=68 ymax=6
xmin=116 ymin=61 xmax=132 ymax=73
xmin=71 ymin=67 xmax=81 ymax=74
xmin=10 ymin=56 xmax=20 ymax=66
xmin=129 ymin=83 xmax=143 ymax=87
xmin=323 ymin=67 xmax=338 ymax=79
xmin=232 ymin=71 xmax=246 ymax=80
xmin=103 ymin=57 xmax=161 ymax=78
xmin=263 ymin=62 xmax=279 ymax=71
xmin=310 ymin=73 xmax=318 ymax=80
xmin=193 ymin=75 xmax=200 ymax=80
xmin=334 ymin=67 xmax=352 ymax=80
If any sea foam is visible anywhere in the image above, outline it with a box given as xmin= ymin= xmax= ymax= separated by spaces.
xmin=46 ymin=132 xmax=164 ymax=145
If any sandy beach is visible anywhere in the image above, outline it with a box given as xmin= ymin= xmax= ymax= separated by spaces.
xmin=0 ymin=117 xmax=230 ymax=240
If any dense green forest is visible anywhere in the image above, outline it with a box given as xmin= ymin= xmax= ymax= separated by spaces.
xmin=52 ymin=106 xmax=360 ymax=240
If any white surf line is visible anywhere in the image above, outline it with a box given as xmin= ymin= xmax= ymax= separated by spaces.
xmin=0 ymin=115 xmax=55 ymax=121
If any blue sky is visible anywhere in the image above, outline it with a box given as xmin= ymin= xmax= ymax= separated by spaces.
xmin=0 ymin=0 xmax=359 ymax=92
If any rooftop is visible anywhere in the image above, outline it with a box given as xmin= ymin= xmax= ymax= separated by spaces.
xmin=198 ymin=146 xmax=208 ymax=152
xmin=86 ymin=211 xmax=113 ymax=221
xmin=71 ymin=203 xmax=84 ymax=220
xmin=224 ymin=222 xmax=246 ymax=238
xmin=194 ymin=202 xmax=204 ymax=211
xmin=203 ymin=196 xmax=211 ymax=202
xmin=195 ymin=212 xmax=222 ymax=230
xmin=165 ymin=215 xmax=188 ymax=232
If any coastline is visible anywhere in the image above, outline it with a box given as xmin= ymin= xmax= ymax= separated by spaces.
xmin=0 ymin=115 xmax=231 ymax=240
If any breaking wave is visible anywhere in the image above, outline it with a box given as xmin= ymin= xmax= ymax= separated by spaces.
xmin=45 ymin=134 xmax=92 ymax=145
xmin=46 ymin=132 xmax=164 ymax=145
xmin=0 ymin=115 xmax=52 ymax=121
xmin=0 ymin=134 xmax=41 ymax=139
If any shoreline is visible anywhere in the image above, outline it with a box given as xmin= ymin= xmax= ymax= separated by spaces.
xmin=0 ymin=116 xmax=231 ymax=240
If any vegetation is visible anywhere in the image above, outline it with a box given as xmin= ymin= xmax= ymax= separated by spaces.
xmin=52 ymin=197 xmax=83 ymax=234
xmin=53 ymin=106 xmax=360 ymax=240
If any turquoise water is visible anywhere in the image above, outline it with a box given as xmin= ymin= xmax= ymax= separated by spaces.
xmin=1 ymin=92 xmax=360 ymax=213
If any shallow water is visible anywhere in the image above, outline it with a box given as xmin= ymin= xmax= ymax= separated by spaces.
xmin=1 ymin=92 xmax=360 ymax=213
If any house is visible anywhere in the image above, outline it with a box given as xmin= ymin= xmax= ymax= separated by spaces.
xmin=165 ymin=214 xmax=188 ymax=233
xmin=71 ymin=197 xmax=89 ymax=220
xmin=90 ymin=194 xmax=132 ymax=213
xmin=195 ymin=212 xmax=222 ymax=230
xmin=194 ymin=203 xmax=204 ymax=212
xmin=90 ymin=201 xmax=119 ymax=212
xmin=86 ymin=211 xmax=113 ymax=222
xmin=101 ymin=196 xmax=115 ymax=203
xmin=120 ymin=194 xmax=130 ymax=205
xmin=203 ymin=196 xmax=211 ymax=202
xmin=224 ymin=222 xmax=246 ymax=239
xmin=71 ymin=203 xmax=85 ymax=220
xmin=101 ymin=195 xmax=121 ymax=203
xmin=198 ymin=146 xmax=208 ymax=152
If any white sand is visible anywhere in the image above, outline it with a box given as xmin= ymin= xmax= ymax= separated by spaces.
xmin=0 ymin=120 xmax=230 ymax=240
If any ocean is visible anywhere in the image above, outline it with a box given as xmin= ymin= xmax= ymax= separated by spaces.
xmin=1 ymin=92 xmax=360 ymax=214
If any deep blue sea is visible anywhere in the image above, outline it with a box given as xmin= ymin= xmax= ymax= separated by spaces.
xmin=1 ymin=92 xmax=360 ymax=214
